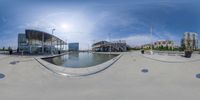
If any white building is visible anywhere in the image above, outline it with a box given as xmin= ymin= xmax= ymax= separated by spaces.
xmin=154 ymin=40 xmax=174 ymax=49
xmin=141 ymin=40 xmax=174 ymax=50
xmin=92 ymin=40 xmax=127 ymax=52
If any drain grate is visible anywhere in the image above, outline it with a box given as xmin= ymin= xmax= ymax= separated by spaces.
xmin=10 ymin=61 xmax=20 ymax=65
xmin=141 ymin=69 xmax=149 ymax=73
xmin=0 ymin=73 xmax=5 ymax=79
xmin=196 ymin=74 xmax=200 ymax=79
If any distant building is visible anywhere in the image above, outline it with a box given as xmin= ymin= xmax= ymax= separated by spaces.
xmin=18 ymin=29 xmax=66 ymax=54
xmin=181 ymin=32 xmax=198 ymax=50
xmin=141 ymin=40 xmax=174 ymax=50
xmin=154 ymin=40 xmax=174 ymax=50
xmin=92 ymin=40 xmax=127 ymax=52
xmin=68 ymin=43 xmax=79 ymax=51
xmin=141 ymin=44 xmax=152 ymax=49
xmin=18 ymin=33 xmax=29 ymax=52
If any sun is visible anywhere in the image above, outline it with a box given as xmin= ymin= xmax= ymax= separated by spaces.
xmin=59 ymin=23 xmax=75 ymax=32
xmin=61 ymin=23 xmax=69 ymax=29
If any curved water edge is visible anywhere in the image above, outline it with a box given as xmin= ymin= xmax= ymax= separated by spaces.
xmin=43 ymin=52 xmax=119 ymax=68
xmin=35 ymin=52 xmax=122 ymax=77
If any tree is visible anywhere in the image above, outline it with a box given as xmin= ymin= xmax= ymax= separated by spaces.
xmin=160 ymin=45 xmax=164 ymax=50
xmin=169 ymin=47 xmax=172 ymax=51
xmin=8 ymin=46 xmax=12 ymax=51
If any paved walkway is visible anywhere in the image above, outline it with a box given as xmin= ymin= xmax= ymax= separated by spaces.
xmin=0 ymin=52 xmax=200 ymax=100
xmin=143 ymin=53 xmax=200 ymax=63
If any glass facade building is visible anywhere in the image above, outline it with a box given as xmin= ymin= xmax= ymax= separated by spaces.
xmin=18 ymin=29 xmax=66 ymax=54
xmin=18 ymin=33 xmax=29 ymax=52
xmin=68 ymin=43 xmax=79 ymax=51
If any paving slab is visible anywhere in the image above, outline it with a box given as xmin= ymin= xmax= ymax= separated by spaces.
xmin=0 ymin=52 xmax=200 ymax=100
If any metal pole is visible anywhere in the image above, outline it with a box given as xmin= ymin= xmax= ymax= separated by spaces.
xmin=92 ymin=40 xmax=95 ymax=52
xmin=65 ymin=39 xmax=67 ymax=52
xmin=88 ymin=43 xmax=89 ymax=52
xmin=42 ymin=33 xmax=44 ymax=54
xmin=150 ymin=27 xmax=153 ymax=55
xmin=51 ymin=29 xmax=55 ymax=55
xmin=151 ymin=27 xmax=153 ymax=51
xmin=109 ymin=33 xmax=111 ymax=54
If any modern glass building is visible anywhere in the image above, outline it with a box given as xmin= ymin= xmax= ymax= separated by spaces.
xmin=18 ymin=29 xmax=67 ymax=54
xmin=68 ymin=43 xmax=79 ymax=51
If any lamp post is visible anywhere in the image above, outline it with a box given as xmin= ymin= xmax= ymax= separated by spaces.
xmin=65 ymin=39 xmax=67 ymax=52
xmin=150 ymin=27 xmax=153 ymax=55
xmin=51 ymin=29 xmax=55 ymax=55
xmin=108 ymin=33 xmax=112 ymax=54
xmin=88 ymin=43 xmax=90 ymax=52
xmin=91 ymin=40 xmax=95 ymax=52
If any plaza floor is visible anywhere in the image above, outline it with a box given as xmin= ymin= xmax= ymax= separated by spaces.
xmin=0 ymin=51 xmax=200 ymax=100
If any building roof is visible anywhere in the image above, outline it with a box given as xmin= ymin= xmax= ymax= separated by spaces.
xmin=92 ymin=41 xmax=110 ymax=46
xmin=25 ymin=29 xmax=66 ymax=45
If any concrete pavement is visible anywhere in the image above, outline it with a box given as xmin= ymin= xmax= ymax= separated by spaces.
xmin=0 ymin=51 xmax=200 ymax=100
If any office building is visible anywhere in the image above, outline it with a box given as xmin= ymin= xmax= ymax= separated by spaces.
xmin=68 ymin=43 xmax=79 ymax=51
xmin=18 ymin=29 xmax=66 ymax=54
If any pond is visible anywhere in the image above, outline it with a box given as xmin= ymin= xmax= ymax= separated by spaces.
xmin=42 ymin=52 xmax=119 ymax=68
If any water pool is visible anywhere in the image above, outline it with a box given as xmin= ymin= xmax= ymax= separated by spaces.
xmin=42 ymin=52 xmax=119 ymax=68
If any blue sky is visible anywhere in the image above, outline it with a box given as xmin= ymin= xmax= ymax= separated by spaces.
xmin=0 ymin=0 xmax=200 ymax=49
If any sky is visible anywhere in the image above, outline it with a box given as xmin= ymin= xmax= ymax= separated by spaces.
xmin=0 ymin=0 xmax=200 ymax=50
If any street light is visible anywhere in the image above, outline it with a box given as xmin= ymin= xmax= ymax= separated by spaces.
xmin=91 ymin=40 xmax=95 ymax=52
xmin=88 ymin=43 xmax=90 ymax=52
xmin=108 ymin=33 xmax=111 ymax=54
xmin=150 ymin=27 xmax=153 ymax=55
xmin=51 ymin=29 xmax=55 ymax=55
xmin=65 ymin=39 xmax=67 ymax=52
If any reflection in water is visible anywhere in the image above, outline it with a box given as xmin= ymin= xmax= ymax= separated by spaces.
xmin=68 ymin=52 xmax=79 ymax=60
xmin=43 ymin=52 xmax=118 ymax=68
